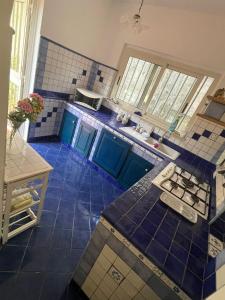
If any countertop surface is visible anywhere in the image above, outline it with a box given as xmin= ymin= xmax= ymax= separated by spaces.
xmin=5 ymin=132 xmax=53 ymax=183
xmin=67 ymin=102 xmax=216 ymax=300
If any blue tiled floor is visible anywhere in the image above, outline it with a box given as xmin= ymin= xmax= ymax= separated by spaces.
xmin=0 ymin=141 xmax=124 ymax=300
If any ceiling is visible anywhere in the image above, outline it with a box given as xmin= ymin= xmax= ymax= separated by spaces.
xmin=119 ymin=0 xmax=225 ymax=16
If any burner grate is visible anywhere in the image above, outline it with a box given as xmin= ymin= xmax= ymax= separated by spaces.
xmin=161 ymin=169 xmax=210 ymax=218
xmin=182 ymin=178 xmax=195 ymax=189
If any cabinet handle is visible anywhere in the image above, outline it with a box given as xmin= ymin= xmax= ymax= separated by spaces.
xmin=113 ymin=136 xmax=116 ymax=140
xmin=145 ymin=169 xmax=148 ymax=172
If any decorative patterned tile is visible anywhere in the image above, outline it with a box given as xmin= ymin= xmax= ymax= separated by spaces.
xmin=192 ymin=133 xmax=201 ymax=141
xmin=108 ymin=266 xmax=124 ymax=284
xmin=202 ymin=129 xmax=212 ymax=138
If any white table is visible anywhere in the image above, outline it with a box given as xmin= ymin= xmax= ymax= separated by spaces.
xmin=2 ymin=132 xmax=53 ymax=244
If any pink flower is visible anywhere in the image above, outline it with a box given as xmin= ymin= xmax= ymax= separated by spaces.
xmin=30 ymin=93 xmax=44 ymax=105
xmin=18 ymin=99 xmax=33 ymax=113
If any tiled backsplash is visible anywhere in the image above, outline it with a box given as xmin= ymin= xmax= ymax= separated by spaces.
xmin=183 ymin=118 xmax=225 ymax=164
xmin=66 ymin=102 xmax=162 ymax=168
xmin=32 ymin=37 xmax=224 ymax=163
xmin=29 ymin=98 xmax=64 ymax=139
xmin=107 ymin=102 xmax=225 ymax=163
xmin=35 ymin=36 xmax=117 ymax=97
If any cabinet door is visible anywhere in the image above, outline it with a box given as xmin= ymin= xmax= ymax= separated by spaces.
xmin=59 ymin=110 xmax=78 ymax=145
xmin=118 ymin=152 xmax=154 ymax=189
xmin=93 ymin=129 xmax=131 ymax=177
xmin=74 ymin=122 xmax=96 ymax=157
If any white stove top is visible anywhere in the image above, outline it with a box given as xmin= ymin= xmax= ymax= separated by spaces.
xmin=152 ymin=162 xmax=210 ymax=221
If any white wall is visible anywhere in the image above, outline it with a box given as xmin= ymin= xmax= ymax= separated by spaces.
xmin=0 ymin=0 xmax=14 ymax=237
xmin=41 ymin=0 xmax=225 ymax=75
xmin=41 ymin=0 xmax=113 ymax=65
xmin=106 ymin=2 xmax=225 ymax=73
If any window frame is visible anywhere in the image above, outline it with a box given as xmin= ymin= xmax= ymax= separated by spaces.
xmin=111 ymin=45 xmax=220 ymax=134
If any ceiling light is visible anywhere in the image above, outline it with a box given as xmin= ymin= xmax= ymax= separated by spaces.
xmin=120 ymin=0 xmax=149 ymax=34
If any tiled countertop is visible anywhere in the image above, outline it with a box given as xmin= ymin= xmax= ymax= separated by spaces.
xmin=5 ymin=132 xmax=53 ymax=183
xmin=68 ymin=102 xmax=169 ymax=160
xmin=67 ymin=103 xmax=216 ymax=299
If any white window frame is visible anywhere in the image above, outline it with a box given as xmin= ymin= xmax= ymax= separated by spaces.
xmin=9 ymin=0 xmax=44 ymax=141
xmin=111 ymin=45 xmax=220 ymax=134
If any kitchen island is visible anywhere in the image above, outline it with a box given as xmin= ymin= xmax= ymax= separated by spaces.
xmin=2 ymin=132 xmax=53 ymax=244
xmin=71 ymin=104 xmax=216 ymax=300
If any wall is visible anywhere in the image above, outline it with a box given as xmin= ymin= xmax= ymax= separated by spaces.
xmin=74 ymin=218 xmax=190 ymax=300
xmin=106 ymin=2 xmax=225 ymax=73
xmin=0 ymin=0 xmax=14 ymax=238
xmin=41 ymin=0 xmax=113 ymax=66
xmin=39 ymin=0 xmax=225 ymax=163
xmin=29 ymin=36 xmax=117 ymax=140
xmin=42 ymin=0 xmax=225 ymax=74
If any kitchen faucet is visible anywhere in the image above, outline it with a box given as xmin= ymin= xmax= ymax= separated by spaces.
xmin=158 ymin=114 xmax=184 ymax=144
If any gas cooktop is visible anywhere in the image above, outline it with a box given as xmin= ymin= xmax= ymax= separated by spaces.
xmin=152 ymin=162 xmax=210 ymax=221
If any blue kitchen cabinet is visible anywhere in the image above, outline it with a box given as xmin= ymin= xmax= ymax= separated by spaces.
xmin=74 ymin=122 xmax=97 ymax=157
xmin=118 ymin=152 xmax=154 ymax=189
xmin=59 ymin=110 xmax=78 ymax=145
xmin=93 ymin=129 xmax=131 ymax=177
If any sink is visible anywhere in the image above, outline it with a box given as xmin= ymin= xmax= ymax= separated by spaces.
xmin=119 ymin=127 xmax=180 ymax=160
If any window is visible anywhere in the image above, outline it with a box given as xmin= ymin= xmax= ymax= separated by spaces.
xmin=9 ymin=0 xmax=33 ymax=112
xmin=116 ymin=57 xmax=161 ymax=107
xmin=113 ymin=48 xmax=217 ymax=133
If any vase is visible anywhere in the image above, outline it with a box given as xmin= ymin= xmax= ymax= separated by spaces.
xmin=8 ymin=121 xmax=24 ymax=149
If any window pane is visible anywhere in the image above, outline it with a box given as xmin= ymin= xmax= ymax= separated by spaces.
xmin=147 ymin=68 xmax=197 ymax=123
xmin=177 ymin=76 xmax=214 ymax=132
xmin=9 ymin=0 xmax=30 ymax=112
xmin=116 ymin=57 xmax=161 ymax=107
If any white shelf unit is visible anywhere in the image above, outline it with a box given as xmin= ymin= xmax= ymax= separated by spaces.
xmin=2 ymin=172 xmax=50 ymax=244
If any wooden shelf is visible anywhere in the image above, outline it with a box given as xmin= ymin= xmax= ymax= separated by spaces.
xmin=197 ymin=113 xmax=225 ymax=127
xmin=207 ymin=95 xmax=225 ymax=105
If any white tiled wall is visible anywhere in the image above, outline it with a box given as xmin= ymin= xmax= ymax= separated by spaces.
xmin=105 ymin=101 xmax=225 ymax=163
xmin=35 ymin=37 xmax=117 ymax=97
xmin=41 ymin=42 xmax=92 ymax=94
xmin=183 ymin=118 xmax=224 ymax=162
xmin=32 ymin=99 xmax=64 ymax=138
xmin=34 ymin=37 xmax=224 ymax=163
xmin=75 ymin=217 xmax=191 ymax=300
xmin=82 ymin=245 xmax=161 ymax=300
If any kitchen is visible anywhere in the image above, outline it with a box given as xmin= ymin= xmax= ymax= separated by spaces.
xmin=0 ymin=1 xmax=225 ymax=300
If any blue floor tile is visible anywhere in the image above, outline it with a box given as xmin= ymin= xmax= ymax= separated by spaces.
xmin=74 ymin=213 xmax=90 ymax=230
xmin=44 ymin=196 xmax=60 ymax=211
xmin=0 ymin=272 xmax=17 ymax=299
xmin=7 ymin=228 xmax=32 ymax=246
xmin=13 ymin=272 xmax=45 ymax=300
xmin=46 ymin=248 xmax=80 ymax=273
xmin=39 ymin=273 xmax=71 ymax=300
xmin=38 ymin=211 xmax=57 ymax=227
xmin=0 ymin=245 xmax=25 ymax=271
xmin=29 ymin=226 xmax=53 ymax=248
xmin=21 ymin=247 xmax=51 ymax=272
xmin=77 ymin=202 xmax=91 ymax=216
xmin=72 ymin=230 xmax=91 ymax=249
xmin=51 ymin=229 xmax=72 ymax=249
xmin=0 ymin=141 xmax=124 ymax=299
xmin=55 ymin=212 xmax=75 ymax=229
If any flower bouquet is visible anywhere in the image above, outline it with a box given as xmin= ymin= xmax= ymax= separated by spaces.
xmin=8 ymin=93 xmax=44 ymax=146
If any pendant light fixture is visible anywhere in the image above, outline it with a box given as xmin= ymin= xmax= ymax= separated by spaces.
xmin=120 ymin=0 xmax=149 ymax=34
